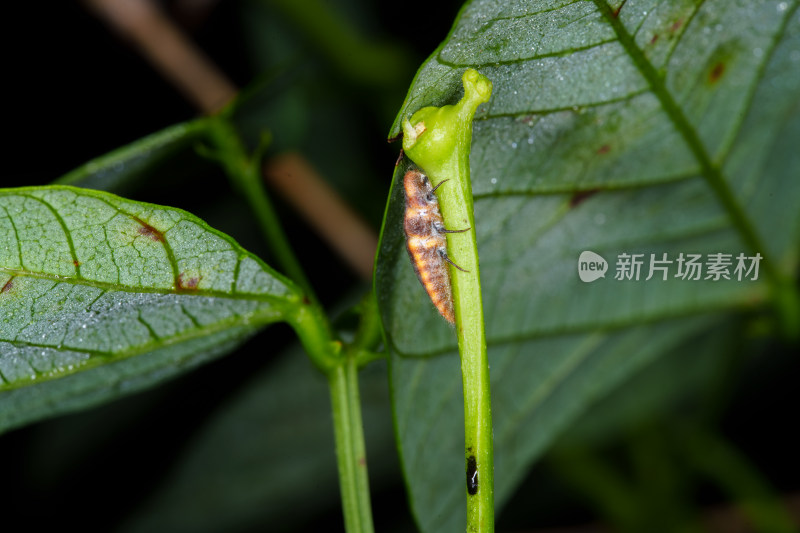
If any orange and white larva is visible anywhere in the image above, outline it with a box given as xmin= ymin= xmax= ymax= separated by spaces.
xmin=403 ymin=169 xmax=469 ymax=323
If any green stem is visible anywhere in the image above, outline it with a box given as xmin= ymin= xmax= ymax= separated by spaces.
xmin=287 ymin=300 xmax=341 ymax=372
xmin=402 ymin=69 xmax=494 ymax=532
xmin=287 ymin=294 xmax=377 ymax=533
xmin=206 ymin=117 xmax=315 ymax=299
xmin=263 ymin=0 xmax=408 ymax=86
xmin=207 ymin=117 xmax=377 ymax=531
xmin=329 ymin=355 xmax=375 ymax=533
xmin=456 ymin=209 xmax=494 ymax=533
xmin=443 ymin=114 xmax=494 ymax=533
xmin=352 ymin=291 xmax=385 ymax=367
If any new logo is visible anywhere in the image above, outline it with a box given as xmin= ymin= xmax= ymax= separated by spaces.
xmin=578 ymin=251 xmax=608 ymax=282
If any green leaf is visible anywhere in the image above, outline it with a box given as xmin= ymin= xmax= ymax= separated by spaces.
xmin=122 ymin=348 xmax=398 ymax=533
xmin=0 ymin=186 xmax=300 ymax=433
xmin=556 ymin=318 xmax=736 ymax=449
xmin=54 ymin=119 xmax=211 ymax=195
xmin=377 ymin=1 xmax=800 ymax=531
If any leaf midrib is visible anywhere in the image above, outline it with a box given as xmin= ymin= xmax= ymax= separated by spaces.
xmin=0 ymin=267 xmax=288 ymax=304
xmin=0 ymin=306 xmax=281 ymax=392
xmin=389 ymin=293 xmax=764 ymax=360
xmin=592 ymin=0 xmax=790 ymax=291
xmin=435 ymin=38 xmax=619 ymax=69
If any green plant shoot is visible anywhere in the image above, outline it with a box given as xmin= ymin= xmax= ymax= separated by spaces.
xmin=402 ymin=68 xmax=494 ymax=532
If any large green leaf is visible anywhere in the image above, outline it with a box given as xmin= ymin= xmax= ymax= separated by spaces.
xmin=377 ymin=0 xmax=800 ymax=531
xmin=0 ymin=186 xmax=300 ymax=433
xmin=122 ymin=349 xmax=398 ymax=533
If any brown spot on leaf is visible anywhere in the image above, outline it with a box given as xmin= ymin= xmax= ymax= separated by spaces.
xmin=73 ymin=260 xmax=81 ymax=267
xmin=135 ymin=218 xmax=164 ymax=242
xmin=650 ymin=34 xmax=659 ymax=44
xmin=1 ymin=278 xmax=13 ymax=293
xmin=138 ymin=224 xmax=164 ymax=242
xmin=670 ymin=19 xmax=683 ymax=32
xmin=570 ymin=189 xmax=601 ymax=208
xmin=709 ymin=62 xmax=725 ymax=83
xmin=596 ymin=144 xmax=611 ymax=155
xmin=176 ymin=272 xmax=201 ymax=291
xmin=611 ymin=3 xmax=623 ymax=18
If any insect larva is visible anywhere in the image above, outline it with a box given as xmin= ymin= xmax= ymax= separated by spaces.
xmin=403 ymin=169 xmax=469 ymax=323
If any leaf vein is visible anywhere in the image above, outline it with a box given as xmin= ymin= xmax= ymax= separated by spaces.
xmin=17 ymin=193 xmax=80 ymax=277
xmin=592 ymin=0 xmax=786 ymax=293
xmin=0 ymin=267 xmax=287 ymax=304
xmin=717 ymin=1 xmax=800 ymax=171
xmin=88 ymin=195 xmax=182 ymax=283
xmin=435 ymin=38 xmax=618 ymax=69
xmin=0 ymin=204 xmax=24 ymax=268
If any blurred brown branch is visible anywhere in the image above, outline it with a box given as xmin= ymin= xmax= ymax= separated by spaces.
xmin=82 ymin=0 xmax=378 ymax=280
xmin=83 ymin=0 xmax=236 ymax=112
xmin=264 ymin=153 xmax=378 ymax=280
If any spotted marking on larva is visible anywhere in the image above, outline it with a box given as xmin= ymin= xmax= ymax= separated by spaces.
xmin=403 ymin=169 xmax=469 ymax=323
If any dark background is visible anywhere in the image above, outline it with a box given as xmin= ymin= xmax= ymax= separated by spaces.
xmin=2 ymin=1 xmax=457 ymax=531
xmin=2 ymin=1 xmax=798 ymax=532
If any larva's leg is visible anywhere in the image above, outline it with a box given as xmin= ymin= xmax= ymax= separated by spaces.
xmin=432 ymin=179 xmax=449 ymax=192
xmin=439 ymin=248 xmax=469 ymax=272
xmin=441 ymin=226 xmax=470 ymax=234
xmin=433 ymin=220 xmax=470 ymax=234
